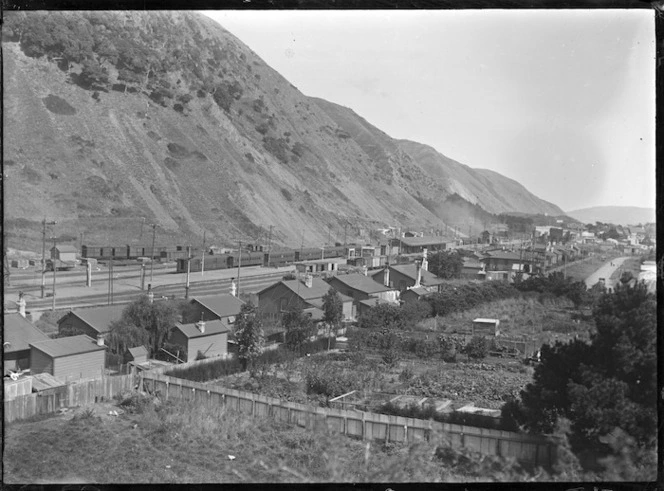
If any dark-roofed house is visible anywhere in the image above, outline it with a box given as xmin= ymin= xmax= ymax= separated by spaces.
xmin=326 ymin=273 xmax=399 ymax=316
xmin=461 ymin=257 xmax=484 ymax=280
xmin=370 ymin=263 xmax=444 ymax=294
xmin=3 ymin=313 xmax=50 ymax=375
xmin=30 ymin=335 xmax=106 ymax=382
xmin=399 ymin=286 xmax=433 ymax=305
xmin=189 ymin=294 xmax=245 ymax=325
xmin=257 ymin=276 xmax=354 ymax=322
xmin=169 ymin=319 xmax=230 ymax=361
xmin=57 ymin=304 xmax=126 ymax=338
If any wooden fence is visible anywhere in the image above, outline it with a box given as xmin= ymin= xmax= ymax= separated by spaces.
xmin=4 ymin=374 xmax=134 ymax=424
xmin=141 ymin=372 xmax=557 ymax=468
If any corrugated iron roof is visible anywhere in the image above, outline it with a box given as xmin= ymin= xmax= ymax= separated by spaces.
xmin=359 ymin=297 xmax=394 ymax=308
xmin=127 ymin=346 xmax=148 ymax=358
xmin=31 ymin=372 xmax=68 ymax=391
xmin=57 ymin=304 xmax=126 ymax=334
xmin=174 ymin=319 xmax=230 ymax=339
xmin=399 ymin=236 xmax=455 ymax=247
xmin=190 ymin=294 xmax=244 ymax=319
xmin=3 ymin=313 xmax=50 ymax=353
xmin=30 ymin=335 xmax=105 ymax=358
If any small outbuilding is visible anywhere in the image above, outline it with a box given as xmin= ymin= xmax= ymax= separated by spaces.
xmin=125 ymin=345 xmax=149 ymax=364
xmin=169 ymin=320 xmax=230 ymax=362
xmin=472 ymin=318 xmax=500 ymax=337
xmin=4 ymin=313 xmax=51 ymax=375
xmin=29 ymin=335 xmax=106 ymax=382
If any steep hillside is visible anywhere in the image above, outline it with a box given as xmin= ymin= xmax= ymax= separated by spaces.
xmin=566 ymin=206 xmax=656 ymax=226
xmin=3 ymin=11 xmax=563 ymax=251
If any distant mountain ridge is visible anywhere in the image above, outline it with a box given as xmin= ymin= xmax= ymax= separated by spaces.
xmin=566 ymin=206 xmax=655 ymax=226
xmin=3 ymin=11 xmax=564 ymax=250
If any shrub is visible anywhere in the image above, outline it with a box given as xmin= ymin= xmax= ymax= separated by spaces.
xmin=464 ymin=336 xmax=488 ymax=360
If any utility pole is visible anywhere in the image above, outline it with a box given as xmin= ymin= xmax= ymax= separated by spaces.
xmin=41 ymin=219 xmax=56 ymax=298
xmin=150 ymin=224 xmax=156 ymax=283
xmin=185 ymin=245 xmax=191 ymax=299
xmin=236 ymin=240 xmax=242 ymax=295
xmin=266 ymin=225 xmax=273 ymax=267
xmin=51 ymin=236 xmax=57 ymax=311
xmin=343 ymin=223 xmax=348 ymax=247
xmin=108 ymin=257 xmax=114 ymax=305
xmin=201 ymin=231 xmax=206 ymax=277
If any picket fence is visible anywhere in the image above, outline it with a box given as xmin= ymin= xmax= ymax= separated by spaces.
xmin=140 ymin=372 xmax=557 ymax=468
xmin=4 ymin=374 xmax=134 ymax=424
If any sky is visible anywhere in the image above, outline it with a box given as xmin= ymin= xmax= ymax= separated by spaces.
xmin=202 ymin=10 xmax=655 ymax=212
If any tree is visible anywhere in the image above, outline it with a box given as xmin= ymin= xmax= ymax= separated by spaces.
xmin=235 ymin=302 xmax=264 ymax=371
xmin=121 ymin=295 xmax=177 ymax=357
xmin=515 ymin=282 xmax=656 ymax=455
xmin=428 ymin=251 xmax=463 ymax=279
xmin=322 ymin=288 xmax=343 ymax=349
xmin=282 ymin=305 xmax=314 ymax=355
xmin=463 ymin=335 xmax=488 ymax=360
xmin=106 ymin=319 xmax=149 ymax=356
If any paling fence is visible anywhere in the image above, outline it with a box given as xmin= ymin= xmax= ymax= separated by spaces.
xmin=4 ymin=374 xmax=134 ymax=423
xmin=140 ymin=371 xmax=558 ymax=468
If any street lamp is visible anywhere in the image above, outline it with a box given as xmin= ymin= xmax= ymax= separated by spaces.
xmin=41 ymin=219 xmax=56 ymax=298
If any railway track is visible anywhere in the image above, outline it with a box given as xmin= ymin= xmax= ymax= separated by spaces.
xmin=16 ymin=270 xmax=291 ymax=312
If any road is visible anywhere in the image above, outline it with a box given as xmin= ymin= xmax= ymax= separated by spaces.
xmin=5 ymin=264 xmax=295 ymax=313
xmin=584 ymin=256 xmax=630 ymax=290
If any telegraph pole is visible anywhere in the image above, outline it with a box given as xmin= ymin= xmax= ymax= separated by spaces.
xmin=185 ymin=245 xmax=191 ymax=299
xmin=266 ymin=225 xmax=273 ymax=267
xmin=236 ymin=240 xmax=242 ymax=295
xmin=51 ymin=236 xmax=57 ymax=311
xmin=41 ymin=219 xmax=56 ymax=298
xmin=149 ymin=224 xmax=156 ymax=283
xmin=201 ymin=231 xmax=206 ymax=277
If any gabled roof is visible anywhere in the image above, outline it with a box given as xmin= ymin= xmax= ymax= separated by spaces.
xmin=398 ymin=236 xmax=456 ymax=247
xmin=190 ymin=294 xmax=244 ymax=319
xmin=52 ymin=244 xmax=78 ymax=253
xmin=329 ymin=273 xmax=396 ymax=294
xmin=302 ymin=306 xmax=325 ymax=321
xmin=4 ymin=313 xmax=50 ymax=353
xmin=30 ymin=335 xmax=105 ymax=358
xmin=387 ymin=264 xmax=445 ymax=286
xmin=462 ymin=258 xmax=483 ymax=269
xmin=260 ymin=277 xmax=335 ymax=301
xmin=57 ymin=305 xmax=126 ymax=334
xmin=401 ymin=286 xmax=431 ymax=298
xmin=127 ymin=346 xmax=148 ymax=358
xmin=174 ymin=320 xmax=230 ymax=339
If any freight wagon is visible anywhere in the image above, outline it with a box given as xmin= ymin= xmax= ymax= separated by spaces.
xmin=82 ymin=244 xmax=186 ymax=262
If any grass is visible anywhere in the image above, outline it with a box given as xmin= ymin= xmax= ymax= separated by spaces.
xmin=562 ymin=253 xmax=619 ymax=282
xmin=3 ymin=397 xmax=548 ymax=483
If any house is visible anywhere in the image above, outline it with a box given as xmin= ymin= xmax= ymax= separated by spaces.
xmin=57 ymin=304 xmax=126 ymax=338
xmin=370 ymin=262 xmax=444 ymax=293
xmin=125 ymin=345 xmax=149 ymax=364
xmin=188 ymin=294 xmax=245 ymax=325
xmin=257 ymin=276 xmax=354 ymax=323
xmin=357 ymin=297 xmax=397 ymax=316
xmin=326 ymin=273 xmax=399 ymax=310
xmin=3 ymin=313 xmax=51 ymax=375
xmin=50 ymin=244 xmax=78 ymax=262
xmin=479 ymin=250 xmax=530 ymax=280
xmin=169 ymin=320 xmax=230 ymax=362
xmin=30 ymin=335 xmax=106 ymax=382
xmin=390 ymin=235 xmax=457 ymax=255
xmin=295 ymin=257 xmax=346 ymax=275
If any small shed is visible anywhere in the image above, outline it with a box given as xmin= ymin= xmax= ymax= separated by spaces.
xmin=29 ymin=335 xmax=106 ymax=382
xmin=125 ymin=346 xmax=149 ymax=364
xmin=169 ymin=320 xmax=230 ymax=362
xmin=50 ymin=244 xmax=78 ymax=262
xmin=472 ymin=318 xmax=500 ymax=337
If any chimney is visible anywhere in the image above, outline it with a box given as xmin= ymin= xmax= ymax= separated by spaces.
xmin=196 ymin=320 xmax=206 ymax=333
xmin=421 ymin=248 xmax=428 ymax=272
xmin=414 ymin=260 xmax=422 ymax=288
xmin=16 ymin=292 xmax=26 ymax=318
xmin=383 ymin=263 xmax=390 ymax=288
xmin=147 ymin=284 xmax=154 ymax=304
xmin=362 ymin=265 xmax=368 ymax=276
xmin=230 ymin=278 xmax=237 ymax=297
xmin=304 ymin=274 xmax=313 ymax=288
xmin=96 ymin=334 xmax=105 ymax=347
